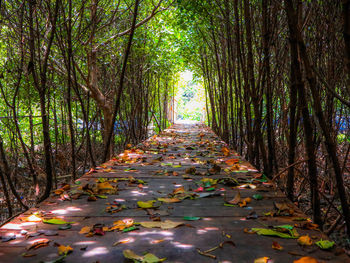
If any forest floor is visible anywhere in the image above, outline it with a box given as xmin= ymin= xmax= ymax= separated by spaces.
xmin=0 ymin=123 xmax=348 ymax=262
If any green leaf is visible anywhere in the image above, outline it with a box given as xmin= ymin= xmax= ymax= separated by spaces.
xmin=43 ymin=219 xmax=75 ymax=225
xmin=123 ymin=250 xmax=143 ymax=261
xmin=123 ymin=226 xmax=138 ymax=232
xmin=96 ymin=195 xmax=107 ymax=199
xmin=315 ymin=240 xmax=335 ymax=250
xmin=251 ymin=227 xmax=298 ymax=239
xmin=183 ymin=216 xmax=201 ymax=221
xmin=143 ymin=253 xmax=166 ymax=263
xmin=224 ymin=203 xmax=237 ymax=207
xmin=252 ymin=194 xmax=263 ymax=200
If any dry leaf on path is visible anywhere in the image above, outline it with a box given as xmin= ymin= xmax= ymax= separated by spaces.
xmin=272 ymin=241 xmax=283 ymax=250
xmin=140 ymin=220 xmax=183 ymax=229
xmin=293 ymin=257 xmax=320 ymax=263
xmin=27 ymin=239 xmax=50 ymax=250
xmin=254 ymin=257 xmax=271 ymax=263
xmin=298 ymin=235 xmax=312 ymax=246
xmin=58 ymin=245 xmax=73 ymax=255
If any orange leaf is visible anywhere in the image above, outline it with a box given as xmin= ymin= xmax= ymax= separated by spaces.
xmin=27 ymin=239 xmax=50 ymax=250
xmin=272 ymin=241 xmax=283 ymax=250
xmin=221 ymin=147 xmax=230 ymax=156
xmin=298 ymin=235 xmax=313 ymax=246
xmin=54 ymin=189 xmax=64 ymax=195
xmin=225 ymin=159 xmax=239 ymax=166
xmin=173 ymin=186 xmax=185 ymax=194
xmin=79 ymin=226 xmax=91 ymax=234
xmin=58 ymin=245 xmax=73 ymax=255
xmin=294 ymin=257 xmax=319 ymax=263
xmin=254 ymin=257 xmax=270 ymax=263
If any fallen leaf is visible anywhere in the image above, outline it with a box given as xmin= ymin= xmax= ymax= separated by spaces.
xmin=79 ymin=226 xmax=91 ymax=234
xmin=254 ymin=257 xmax=270 ymax=263
xmin=225 ymin=158 xmax=239 ymax=166
xmin=173 ymin=186 xmax=185 ymax=194
xmin=140 ymin=220 xmax=183 ymax=230
xmin=315 ymin=239 xmax=334 ymax=250
xmin=253 ymin=194 xmax=263 ymax=200
xmin=43 ymin=219 xmax=74 ymax=225
xmin=293 ymin=256 xmax=319 ymax=263
xmin=21 ymin=252 xmax=37 ymax=257
xmin=138 ymin=200 xmax=157 ymax=208
xmin=27 ymin=239 xmax=50 ymax=250
xmin=122 ymin=226 xmax=138 ymax=232
xmin=58 ymin=245 xmax=73 ymax=255
xmin=221 ymin=147 xmax=230 ymax=156
xmin=157 ymin=197 xmax=181 ymax=203
xmin=251 ymin=227 xmax=299 ymax=239
xmin=143 ymin=253 xmax=166 ymax=263
xmin=298 ymin=235 xmax=312 ymax=246
xmin=272 ymin=241 xmax=283 ymax=250
xmin=123 ymin=249 xmax=143 ymax=261
xmin=88 ymin=195 xmax=97 ymax=202
xmin=54 ymin=189 xmax=64 ymax=195
xmin=97 ymin=182 xmax=116 ymax=194
xmin=113 ymin=238 xmax=132 ymax=246
xmin=123 ymin=249 xmax=166 ymax=263
xmin=227 ymin=191 xmax=241 ymax=205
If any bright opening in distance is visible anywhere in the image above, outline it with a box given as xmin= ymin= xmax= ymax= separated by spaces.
xmin=175 ymin=71 xmax=206 ymax=123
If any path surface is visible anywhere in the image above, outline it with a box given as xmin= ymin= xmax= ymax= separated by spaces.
xmin=0 ymin=124 xmax=348 ymax=263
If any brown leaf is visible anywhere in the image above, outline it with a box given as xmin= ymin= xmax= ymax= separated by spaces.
xmin=227 ymin=191 xmax=241 ymax=205
xmin=27 ymin=239 xmax=50 ymax=250
xmin=272 ymin=241 xmax=283 ymax=250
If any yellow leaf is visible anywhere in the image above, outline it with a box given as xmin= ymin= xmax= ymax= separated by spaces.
xmin=254 ymin=257 xmax=270 ymax=263
xmin=137 ymin=200 xmax=156 ymax=208
xmin=97 ymin=182 xmax=115 ymax=194
xmin=298 ymin=235 xmax=313 ymax=246
xmin=58 ymin=245 xmax=73 ymax=255
xmin=111 ymin=219 xmax=134 ymax=230
xmin=157 ymin=197 xmax=181 ymax=203
xmin=79 ymin=226 xmax=91 ymax=234
xmin=243 ymin=197 xmax=252 ymax=203
xmin=294 ymin=256 xmax=319 ymax=263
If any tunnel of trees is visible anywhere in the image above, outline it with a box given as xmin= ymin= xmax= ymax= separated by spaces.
xmin=0 ymin=0 xmax=350 ymax=250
